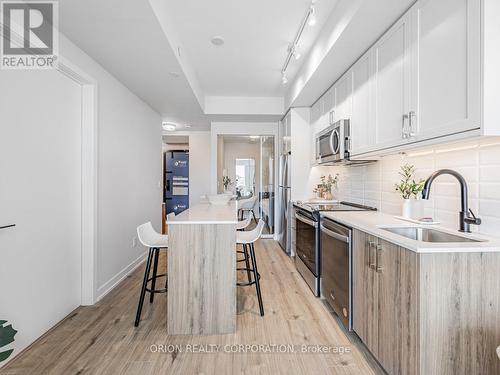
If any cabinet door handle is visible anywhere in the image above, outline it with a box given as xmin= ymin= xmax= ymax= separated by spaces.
xmin=408 ymin=111 xmax=416 ymax=137
xmin=368 ymin=241 xmax=376 ymax=269
xmin=402 ymin=113 xmax=409 ymax=139
xmin=376 ymin=244 xmax=383 ymax=273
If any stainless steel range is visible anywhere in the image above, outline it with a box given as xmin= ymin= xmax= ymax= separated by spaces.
xmin=293 ymin=201 xmax=377 ymax=305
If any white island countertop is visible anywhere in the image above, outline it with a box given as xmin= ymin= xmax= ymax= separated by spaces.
xmin=167 ymin=201 xmax=238 ymax=225
xmin=321 ymin=210 xmax=500 ymax=253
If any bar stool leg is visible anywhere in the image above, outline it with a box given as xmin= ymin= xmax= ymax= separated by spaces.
xmin=249 ymin=243 xmax=264 ymax=316
xmin=134 ymin=247 xmax=154 ymax=327
xmin=251 ymin=210 xmax=257 ymax=224
xmin=243 ymin=244 xmax=252 ymax=283
xmin=150 ymin=248 xmax=160 ymax=303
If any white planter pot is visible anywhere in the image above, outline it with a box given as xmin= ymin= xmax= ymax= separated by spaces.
xmin=402 ymin=199 xmax=424 ymax=219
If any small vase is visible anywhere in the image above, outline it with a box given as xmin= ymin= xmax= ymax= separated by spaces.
xmin=402 ymin=199 xmax=424 ymax=219
xmin=402 ymin=199 xmax=413 ymax=218
xmin=322 ymin=191 xmax=333 ymax=201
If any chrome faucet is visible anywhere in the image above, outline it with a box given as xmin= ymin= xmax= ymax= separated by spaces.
xmin=421 ymin=169 xmax=481 ymax=233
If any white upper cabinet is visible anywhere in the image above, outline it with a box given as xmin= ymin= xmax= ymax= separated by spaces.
xmin=323 ymin=88 xmax=335 ymax=127
xmin=372 ymin=13 xmax=411 ymax=151
xmin=409 ymin=0 xmax=481 ymax=141
xmin=334 ymin=73 xmax=352 ymax=121
xmin=308 ymin=0 xmax=485 ymax=158
xmin=310 ymin=99 xmax=322 ymax=126
xmin=351 ymin=53 xmax=375 ymax=155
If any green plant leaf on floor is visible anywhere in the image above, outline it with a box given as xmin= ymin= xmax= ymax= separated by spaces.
xmin=0 ymin=320 xmax=17 ymax=362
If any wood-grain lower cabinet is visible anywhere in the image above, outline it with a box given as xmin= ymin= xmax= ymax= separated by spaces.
xmin=376 ymin=238 xmax=418 ymax=375
xmin=352 ymin=230 xmax=379 ymax=357
xmin=353 ymin=230 xmax=417 ymax=375
xmin=352 ymin=228 xmax=500 ymax=375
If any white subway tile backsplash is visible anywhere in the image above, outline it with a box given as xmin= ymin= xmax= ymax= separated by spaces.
xmin=308 ymin=138 xmax=500 ymax=237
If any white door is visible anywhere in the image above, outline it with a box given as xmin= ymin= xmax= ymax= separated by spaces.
xmin=351 ymin=53 xmax=375 ymax=155
xmin=0 ymin=69 xmax=82 ymax=359
xmin=409 ymin=0 xmax=481 ymax=141
xmin=372 ymin=14 xmax=411 ymax=150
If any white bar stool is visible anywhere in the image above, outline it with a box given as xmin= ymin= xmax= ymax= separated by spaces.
xmin=238 ymin=196 xmax=258 ymax=223
xmin=134 ymin=214 xmax=174 ymax=327
xmin=236 ymin=219 xmax=265 ymax=316
xmin=236 ymin=215 xmax=252 ymax=280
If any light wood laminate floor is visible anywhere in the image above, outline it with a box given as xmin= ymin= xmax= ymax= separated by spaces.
xmin=1 ymin=239 xmax=381 ymax=375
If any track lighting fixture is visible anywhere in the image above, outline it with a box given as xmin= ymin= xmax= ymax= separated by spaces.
xmin=280 ymin=1 xmax=316 ymax=84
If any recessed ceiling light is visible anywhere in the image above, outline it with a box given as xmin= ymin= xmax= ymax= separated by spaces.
xmin=249 ymin=136 xmax=260 ymax=139
xmin=210 ymin=36 xmax=225 ymax=46
xmin=162 ymin=122 xmax=177 ymax=131
xmin=169 ymin=71 xmax=180 ymax=78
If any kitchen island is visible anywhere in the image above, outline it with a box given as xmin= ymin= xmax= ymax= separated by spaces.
xmin=166 ymin=201 xmax=238 ymax=335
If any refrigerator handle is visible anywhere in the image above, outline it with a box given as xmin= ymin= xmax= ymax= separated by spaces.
xmin=283 ymin=156 xmax=289 ymax=188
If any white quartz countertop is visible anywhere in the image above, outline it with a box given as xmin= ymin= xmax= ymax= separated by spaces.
xmin=320 ymin=211 xmax=500 ymax=253
xmin=167 ymin=201 xmax=238 ymax=225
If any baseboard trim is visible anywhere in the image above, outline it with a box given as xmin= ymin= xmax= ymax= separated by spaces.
xmin=96 ymin=251 xmax=148 ymax=301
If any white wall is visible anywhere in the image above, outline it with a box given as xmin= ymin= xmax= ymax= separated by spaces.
xmin=308 ymin=138 xmax=500 ymax=237
xmin=0 ymin=33 xmax=162 ymax=366
xmin=187 ymin=132 xmax=211 ymax=204
xmin=59 ymin=34 xmax=163 ymax=299
xmin=289 ymin=108 xmax=312 ymax=201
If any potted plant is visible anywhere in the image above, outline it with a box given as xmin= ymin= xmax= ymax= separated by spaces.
xmin=0 ymin=320 xmax=17 ymax=363
xmin=395 ymin=164 xmax=425 ymax=218
xmin=314 ymin=173 xmax=339 ymax=200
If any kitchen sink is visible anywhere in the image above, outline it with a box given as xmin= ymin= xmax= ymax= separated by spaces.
xmin=381 ymin=227 xmax=485 ymax=243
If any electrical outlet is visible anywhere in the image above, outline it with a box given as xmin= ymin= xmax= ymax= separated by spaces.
xmin=132 ymin=236 xmax=137 ymax=248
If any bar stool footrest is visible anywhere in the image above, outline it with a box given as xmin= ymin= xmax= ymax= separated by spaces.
xmin=145 ymin=273 xmax=168 ymax=294
xmin=236 ymin=268 xmax=261 ymax=286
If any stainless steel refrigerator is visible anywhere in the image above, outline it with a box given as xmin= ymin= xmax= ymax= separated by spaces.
xmin=278 ymin=152 xmax=291 ymax=254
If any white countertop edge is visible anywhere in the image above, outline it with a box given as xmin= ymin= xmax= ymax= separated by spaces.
xmin=320 ymin=211 xmax=500 ymax=254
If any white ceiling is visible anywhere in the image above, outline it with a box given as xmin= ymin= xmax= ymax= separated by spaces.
xmin=59 ymin=0 xmax=208 ymax=130
xmin=158 ymin=0 xmax=338 ymax=97
xmin=59 ymin=0 xmax=418 ymax=132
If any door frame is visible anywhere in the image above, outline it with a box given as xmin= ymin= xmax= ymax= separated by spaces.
xmin=56 ymin=57 xmax=98 ymax=305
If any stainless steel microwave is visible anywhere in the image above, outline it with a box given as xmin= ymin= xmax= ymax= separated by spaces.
xmin=315 ymin=119 xmax=350 ymax=164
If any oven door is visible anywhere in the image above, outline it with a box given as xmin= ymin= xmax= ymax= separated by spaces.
xmin=320 ymin=219 xmax=352 ymax=330
xmin=294 ymin=210 xmax=318 ymax=276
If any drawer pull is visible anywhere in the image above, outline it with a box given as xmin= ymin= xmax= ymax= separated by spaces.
xmin=368 ymin=241 xmax=376 ymax=269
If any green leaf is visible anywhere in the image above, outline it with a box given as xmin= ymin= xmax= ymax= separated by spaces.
xmin=0 ymin=321 xmax=17 ymax=363
xmin=0 ymin=349 xmax=14 ymax=362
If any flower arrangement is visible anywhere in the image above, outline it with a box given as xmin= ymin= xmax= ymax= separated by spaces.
xmin=394 ymin=164 xmax=425 ymax=199
xmin=222 ymin=176 xmax=232 ymax=190
xmin=314 ymin=173 xmax=339 ymax=200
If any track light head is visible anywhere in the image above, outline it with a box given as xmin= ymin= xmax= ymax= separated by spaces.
xmin=281 ymin=72 xmax=288 ymax=85
xmin=293 ymin=45 xmax=301 ymax=60
xmin=308 ymin=4 xmax=316 ymax=26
